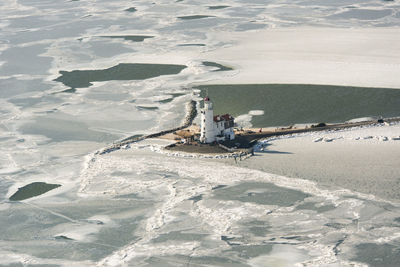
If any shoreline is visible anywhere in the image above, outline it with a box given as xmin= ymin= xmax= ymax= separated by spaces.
xmin=93 ymin=87 xmax=400 ymax=158
xmin=162 ymin=116 xmax=400 ymax=155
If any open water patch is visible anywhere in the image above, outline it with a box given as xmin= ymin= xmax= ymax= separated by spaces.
xmin=137 ymin=106 xmax=159 ymax=110
xmin=9 ymin=182 xmax=61 ymax=201
xmin=208 ymin=5 xmax=230 ymax=10
xmin=202 ymin=61 xmax=233 ymax=72
xmin=54 ymin=63 xmax=186 ymax=89
xmin=100 ymin=35 xmax=154 ymax=42
xmin=197 ymin=84 xmax=400 ymax=127
xmin=55 ymin=235 xmax=74 ymax=241
xmin=124 ymin=7 xmax=137 ymax=12
xmin=178 ymin=43 xmax=206 ymax=47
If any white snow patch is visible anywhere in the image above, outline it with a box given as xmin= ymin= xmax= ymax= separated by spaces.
xmin=249 ymin=110 xmax=264 ymax=116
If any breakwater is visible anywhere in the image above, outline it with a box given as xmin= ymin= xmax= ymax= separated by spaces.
xmin=97 ymin=100 xmax=197 ymax=155
xmin=238 ymin=117 xmax=400 ymax=145
xmin=164 ymin=116 xmax=400 ymax=156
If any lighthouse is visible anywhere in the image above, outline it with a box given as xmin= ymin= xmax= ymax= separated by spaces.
xmin=200 ymin=96 xmax=235 ymax=144
xmin=200 ymin=96 xmax=216 ymax=143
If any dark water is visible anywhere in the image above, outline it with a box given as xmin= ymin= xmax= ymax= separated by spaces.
xmin=197 ymin=84 xmax=400 ymax=127
xmin=124 ymin=7 xmax=137 ymax=12
xmin=9 ymin=182 xmax=61 ymax=201
xmin=208 ymin=5 xmax=230 ymax=10
xmin=54 ymin=63 xmax=186 ymax=89
xmin=178 ymin=43 xmax=206 ymax=46
xmin=100 ymin=35 xmax=154 ymax=42
xmin=202 ymin=61 xmax=233 ymax=72
xmin=177 ymin=15 xmax=215 ymax=20
xmin=137 ymin=106 xmax=159 ymax=110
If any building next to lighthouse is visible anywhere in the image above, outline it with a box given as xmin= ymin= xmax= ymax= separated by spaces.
xmin=200 ymin=96 xmax=235 ymax=143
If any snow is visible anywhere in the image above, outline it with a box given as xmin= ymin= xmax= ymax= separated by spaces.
xmin=203 ymin=27 xmax=400 ymax=89
xmin=245 ymin=122 xmax=400 ymax=201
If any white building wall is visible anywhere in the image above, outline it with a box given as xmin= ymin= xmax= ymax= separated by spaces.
xmin=200 ymin=98 xmax=235 ymax=143
xmin=200 ymin=99 xmax=216 ymax=143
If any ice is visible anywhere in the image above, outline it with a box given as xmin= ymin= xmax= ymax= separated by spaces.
xmin=233 ymin=114 xmax=253 ymax=128
xmin=346 ymin=117 xmax=376 ymax=123
xmin=202 ymin=27 xmax=400 ymax=89
xmin=74 ymin=135 xmax=400 ymax=265
xmin=249 ymin=245 xmax=309 ymax=267
xmin=249 ymin=110 xmax=264 ymax=116
xmin=1 ymin=0 xmax=400 ymax=265
xmin=235 ymin=110 xmax=265 ymax=128
xmin=245 ymin=123 xmax=400 ymax=201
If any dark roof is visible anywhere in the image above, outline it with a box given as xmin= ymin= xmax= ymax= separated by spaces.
xmin=214 ymin=114 xmax=234 ymax=122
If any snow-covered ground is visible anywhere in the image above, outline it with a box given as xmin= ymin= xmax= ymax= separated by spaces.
xmin=237 ymin=122 xmax=400 ymax=201
xmin=1 ymin=0 xmax=400 ymax=265
xmin=201 ymin=27 xmax=400 ymax=89
xmin=77 ymin=132 xmax=400 ymax=266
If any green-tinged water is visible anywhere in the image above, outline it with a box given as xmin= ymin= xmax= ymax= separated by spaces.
xmin=202 ymin=61 xmax=233 ymax=72
xmin=9 ymin=182 xmax=61 ymax=201
xmin=54 ymin=63 xmax=186 ymax=89
xmin=124 ymin=7 xmax=137 ymax=12
xmin=197 ymin=84 xmax=400 ymax=127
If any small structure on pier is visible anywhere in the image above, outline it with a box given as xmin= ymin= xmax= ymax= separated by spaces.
xmin=200 ymin=96 xmax=235 ymax=143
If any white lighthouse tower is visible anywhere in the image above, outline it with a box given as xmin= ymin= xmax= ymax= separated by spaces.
xmin=200 ymin=96 xmax=216 ymax=143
